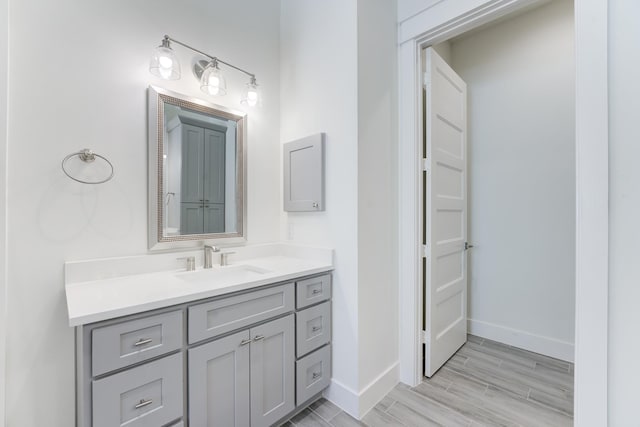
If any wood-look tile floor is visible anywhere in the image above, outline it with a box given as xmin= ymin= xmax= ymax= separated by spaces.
xmin=281 ymin=335 xmax=574 ymax=427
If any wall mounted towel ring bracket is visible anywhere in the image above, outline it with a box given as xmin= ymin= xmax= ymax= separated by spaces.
xmin=61 ymin=149 xmax=114 ymax=184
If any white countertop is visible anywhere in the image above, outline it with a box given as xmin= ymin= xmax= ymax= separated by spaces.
xmin=65 ymin=244 xmax=333 ymax=327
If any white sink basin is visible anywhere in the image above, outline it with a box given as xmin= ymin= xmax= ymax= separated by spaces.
xmin=175 ymin=264 xmax=272 ymax=284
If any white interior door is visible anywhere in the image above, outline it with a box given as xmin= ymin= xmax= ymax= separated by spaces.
xmin=423 ymin=47 xmax=468 ymax=377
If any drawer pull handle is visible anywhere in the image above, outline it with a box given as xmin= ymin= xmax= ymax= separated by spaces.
xmin=239 ymin=338 xmax=252 ymax=346
xmin=135 ymin=399 xmax=153 ymax=409
xmin=253 ymin=335 xmax=265 ymax=342
xmin=134 ymin=338 xmax=153 ymax=347
xmin=312 ymin=326 xmax=322 ymax=332
xmin=312 ymin=372 xmax=321 ymax=379
xmin=312 ymin=288 xmax=322 ymax=295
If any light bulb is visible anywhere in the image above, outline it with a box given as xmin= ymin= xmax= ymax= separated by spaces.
xmin=247 ymin=90 xmax=258 ymax=106
xmin=200 ymin=61 xmax=227 ymax=96
xmin=159 ymin=66 xmax=173 ymax=79
xmin=158 ymin=56 xmax=173 ymax=69
xmin=207 ymin=86 xmax=219 ymax=96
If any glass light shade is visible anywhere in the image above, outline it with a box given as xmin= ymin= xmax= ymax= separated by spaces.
xmin=241 ymin=81 xmax=261 ymax=107
xmin=200 ymin=63 xmax=227 ymax=96
xmin=149 ymin=46 xmax=181 ymax=80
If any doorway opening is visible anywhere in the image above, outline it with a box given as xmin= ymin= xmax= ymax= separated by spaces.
xmin=419 ymin=0 xmax=575 ymax=423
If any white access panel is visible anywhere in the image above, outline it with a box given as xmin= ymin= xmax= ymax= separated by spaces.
xmin=283 ymin=133 xmax=325 ymax=212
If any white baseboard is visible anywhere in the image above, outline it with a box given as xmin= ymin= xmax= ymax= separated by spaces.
xmin=325 ymin=361 xmax=399 ymax=419
xmin=357 ymin=362 xmax=399 ymax=418
xmin=324 ymin=378 xmax=359 ymax=419
xmin=468 ymin=318 xmax=575 ymax=362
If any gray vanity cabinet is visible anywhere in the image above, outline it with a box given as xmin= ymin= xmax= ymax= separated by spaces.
xmin=189 ymin=314 xmax=295 ymax=427
xmin=76 ymin=273 xmax=332 ymax=427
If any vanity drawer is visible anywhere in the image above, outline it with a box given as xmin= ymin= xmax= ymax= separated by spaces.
xmin=92 ymin=310 xmax=183 ymax=377
xmin=188 ymin=283 xmax=294 ymax=344
xmin=92 ymin=352 xmax=183 ymax=427
xmin=296 ymin=301 xmax=331 ymax=357
xmin=296 ymin=345 xmax=331 ymax=406
xmin=296 ymin=274 xmax=331 ymax=309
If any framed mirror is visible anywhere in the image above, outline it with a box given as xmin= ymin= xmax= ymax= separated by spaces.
xmin=148 ymin=86 xmax=246 ymax=250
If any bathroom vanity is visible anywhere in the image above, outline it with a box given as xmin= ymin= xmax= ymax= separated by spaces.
xmin=65 ymin=245 xmax=333 ymax=427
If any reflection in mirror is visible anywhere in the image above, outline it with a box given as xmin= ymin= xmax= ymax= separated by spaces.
xmin=148 ymin=86 xmax=246 ymax=250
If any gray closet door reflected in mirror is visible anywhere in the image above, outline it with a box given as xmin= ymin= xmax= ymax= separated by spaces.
xmin=177 ymin=121 xmax=226 ymax=234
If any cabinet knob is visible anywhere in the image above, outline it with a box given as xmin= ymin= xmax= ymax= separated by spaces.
xmin=312 ymin=288 xmax=322 ymax=295
xmin=312 ymin=326 xmax=322 ymax=332
xmin=312 ymin=372 xmax=321 ymax=379
xmin=239 ymin=338 xmax=252 ymax=346
xmin=253 ymin=335 xmax=265 ymax=342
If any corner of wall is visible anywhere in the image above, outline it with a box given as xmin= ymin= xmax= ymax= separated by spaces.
xmin=0 ymin=0 xmax=8 ymax=423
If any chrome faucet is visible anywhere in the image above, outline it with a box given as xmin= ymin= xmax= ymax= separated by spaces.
xmin=204 ymin=245 xmax=220 ymax=269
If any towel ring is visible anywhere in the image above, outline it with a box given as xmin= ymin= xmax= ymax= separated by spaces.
xmin=61 ymin=149 xmax=114 ymax=184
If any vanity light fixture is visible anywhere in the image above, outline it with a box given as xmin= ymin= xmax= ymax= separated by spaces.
xmin=241 ymin=76 xmax=261 ymax=107
xmin=200 ymin=59 xmax=227 ymax=96
xmin=149 ymin=35 xmax=260 ymax=106
xmin=149 ymin=37 xmax=181 ymax=80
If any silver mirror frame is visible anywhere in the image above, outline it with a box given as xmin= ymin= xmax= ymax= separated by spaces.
xmin=148 ymin=85 xmax=247 ymax=250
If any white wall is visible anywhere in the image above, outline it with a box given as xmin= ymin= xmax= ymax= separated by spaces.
xmin=0 ymin=0 xmax=7 ymax=422
xmin=356 ymin=0 xmax=399 ymax=411
xmin=608 ymin=0 xmax=640 ymax=423
xmin=280 ymin=0 xmax=399 ymax=418
xmin=398 ymin=0 xmax=441 ymax=23
xmin=450 ymin=0 xmax=575 ymax=360
xmin=5 ymin=1 xmax=280 ymax=425
xmin=280 ymin=0 xmax=361 ymax=412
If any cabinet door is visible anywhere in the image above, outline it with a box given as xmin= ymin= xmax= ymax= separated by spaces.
xmin=179 ymin=202 xmax=203 ymax=235
xmin=188 ymin=330 xmax=251 ymax=427
xmin=203 ymin=128 xmax=226 ymax=204
xmin=180 ymin=124 xmax=204 ymax=203
xmin=203 ymin=203 xmax=224 ymax=233
xmin=250 ymin=314 xmax=295 ymax=427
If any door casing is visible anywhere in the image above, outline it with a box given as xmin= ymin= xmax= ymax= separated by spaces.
xmin=397 ymin=1 xmax=608 ymax=425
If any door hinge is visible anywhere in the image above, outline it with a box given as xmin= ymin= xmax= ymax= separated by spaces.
xmin=423 ymin=72 xmax=431 ymax=86
xmin=421 ymin=330 xmax=429 ymax=345
xmin=421 ymin=244 xmax=429 ymax=258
